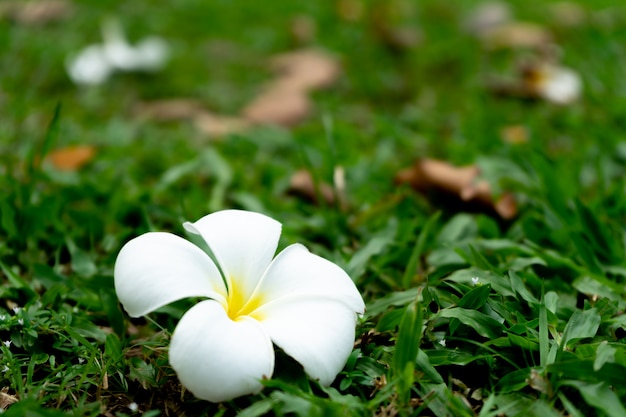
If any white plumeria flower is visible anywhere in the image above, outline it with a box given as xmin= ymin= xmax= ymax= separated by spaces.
xmin=100 ymin=19 xmax=169 ymax=72
xmin=525 ymin=63 xmax=582 ymax=105
xmin=114 ymin=210 xmax=365 ymax=403
xmin=66 ymin=19 xmax=168 ymax=86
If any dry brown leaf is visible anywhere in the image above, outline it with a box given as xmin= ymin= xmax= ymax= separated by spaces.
xmin=47 ymin=145 xmax=96 ymax=172
xmin=240 ymin=49 xmax=339 ymax=126
xmin=500 ymin=125 xmax=529 ymax=144
xmin=395 ymin=159 xmax=517 ymax=220
xmin=270 ymin=49 xmax=341 ymax=92
xmin=0 ymin=387 xmax=18 ymax=410
xmin=193 ymin=112 xmax=250 ymax=137
xmin=242 ymin=87 xmax=311 ymax=126
xmin=480 ymin=22 xmax=552 ymax=49
xmin=134 ymin=99 xmax=205 ymax=121
xmin=0 ymin=0 xmax=72 ymax=25
xmin=287 ymin=169 xmax=336 ymax=205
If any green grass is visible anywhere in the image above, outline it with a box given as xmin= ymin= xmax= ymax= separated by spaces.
xmin=1 ymin=0 xmax=626 ymax=416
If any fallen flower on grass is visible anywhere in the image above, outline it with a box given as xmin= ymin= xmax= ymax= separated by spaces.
xmin=395 ymin=159 xmax=517 ymax=220
xmin=66 ymin=19 xmax=168 ymax=85
xmin=521 ymin=62 xmax=582 ymax=105
xmin=490 ymin=60 xmax=582 ymax=105
xmin=114 ymin=209 xmax=364 ymax=402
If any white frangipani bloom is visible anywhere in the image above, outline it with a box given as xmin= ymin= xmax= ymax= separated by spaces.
xmin=66 ymin=19 xmax=168 ymax=86
xmin=114 ymin=210 xmax=365 ymax=403
xmin=525 ymin=63 xmax=582 ymax=105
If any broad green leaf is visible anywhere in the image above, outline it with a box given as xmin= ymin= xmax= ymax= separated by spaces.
xmin=561 ymin=308 xmax=601 ymax=349
xmin=561 ymin=381 xmax=626 ymax=417
xmin=458 ymin=284 xmax=492 ymax=310
xmin=347 ymin=221 xmax=396 ymax=279
xmin=393 ymin=299 xmax=422 ymax=406
xmin=495 ymin=368 xmax=531 ymax=393
xmin=508 ymin=270 xmax=538 ymax=304
xmin=416 ymin=349 xmax=444 ymax=384
xmin=437 ymin=307 xmax=504 ymax=339
xmin=365 ymin=287 xmax=419 ymax=318
xmin=594 ymin=341 xmax=617 ymax=371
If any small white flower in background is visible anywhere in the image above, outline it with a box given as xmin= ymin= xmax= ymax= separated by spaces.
xmin=128 ymin=402 xmax=139 ymax=412
xmin=524 ymin=63 xmax=582 ymax=105
xmin=1 ymin=365 xmax=9 ymax=373
xmin=114 ymin=209 xmax=365 ymax=403
xmin=438 ymin=339 xmax=446 ymax=347
xmin=471 ymin=277 xmax=480 ymax=286
xmin=2 ymin=341 xmax=11 ymax=348
xmin=0 ymin=315 xmax=6 ymax=321
xmin=11 ymin=307 xmax=20 ymax=314
xmin=66 ymin=18 xmax=168 ymax=86
xmin=17 ymin=319 xmax=23 ymax=326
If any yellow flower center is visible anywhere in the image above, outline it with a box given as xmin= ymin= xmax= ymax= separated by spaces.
xmin=226 ymin=281 xmax=264 ymax=321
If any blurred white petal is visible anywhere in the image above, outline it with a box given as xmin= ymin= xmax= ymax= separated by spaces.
xmin=133 ymin=37 xmax=169 ymax=70
xmin=538 ymin=65 xmax=582 ymax=104
xmin=66 ymin=44 xmax=112 ymax=85
xmin=255 ymin=244 xmax=365 ymax=313
xmin=184 ymin=210 xmax=281 ymax=305
xmin=258 ymin=296 xmax=359 ymax=386
xmin=103 ymin=37 xmax=168 ymax=71
xmin=169 ymin=300 xmax=274 ymax=402
xmin=114 ymin=232 xmax=227 ymax=317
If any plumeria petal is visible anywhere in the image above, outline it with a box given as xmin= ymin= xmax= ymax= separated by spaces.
xmin=169 ymin=300 xmax=275 ymax=402
xmin=184 ymin=210 xmax=281 ymax=303
xmin=257 ymin=296 xmax=359 ymax=386
xmin=114 ymin=232 xmax=226 ymax=317
xmin=253 ymin=244 xmax=365 ymax=313
xmin=66 ymin=44 xmax=113 ymax=85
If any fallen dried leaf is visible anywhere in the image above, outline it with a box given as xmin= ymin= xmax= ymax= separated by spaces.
xmin=134 ymin=99 xmax=205 ymax=121
xmin=287 ymin=169 xmax=336 ymax=205
xmin=480 ymin=22 xmax=552 ymax=49
xmin=270 ymin=49 xmax=341 ymax=92
xmin=395 ymin=159 xmax=517 ymax=220
xmin=193 ymin=112 xmax=250 ymax=137
xmin=47 ymin=145 xmax=96 ymax=172
xmin=242 ymin=86 xmax=311 ymax=126
xmin=0 ymin=387 xmax=18 ymax=410
xmin=0 ymin=0 xmax=71 ymax=25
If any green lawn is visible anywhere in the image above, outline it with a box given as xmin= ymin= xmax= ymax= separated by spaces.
xmin=1 ymin=0 xmax=625 ymax=416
